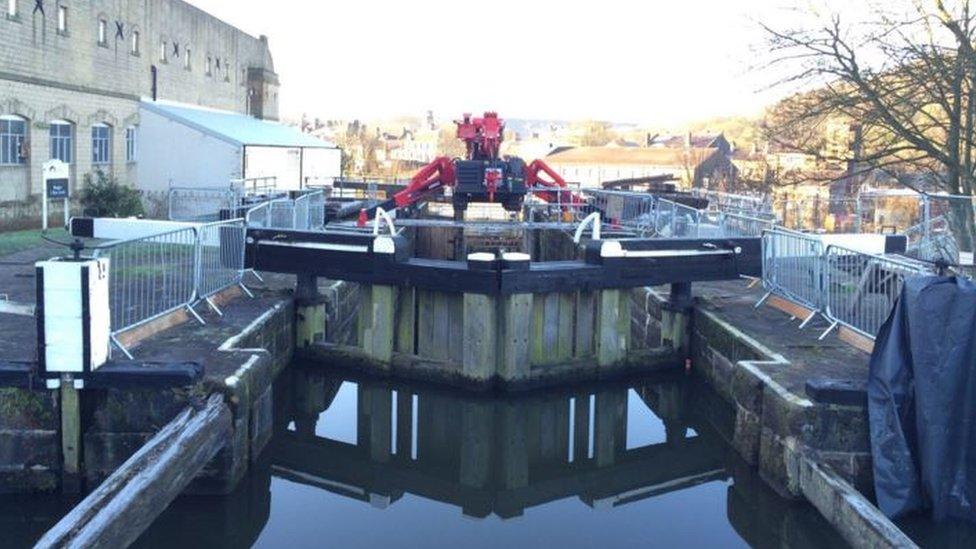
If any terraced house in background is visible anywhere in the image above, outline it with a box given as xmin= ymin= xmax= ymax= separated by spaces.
xmin=0 ymin=0 xmax=280 ymax=220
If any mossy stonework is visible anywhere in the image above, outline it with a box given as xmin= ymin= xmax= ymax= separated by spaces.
xmin=0 ymin=389 xmax=60 ymax=493
xmin=0 ymin=296 xmax=294 ymax=494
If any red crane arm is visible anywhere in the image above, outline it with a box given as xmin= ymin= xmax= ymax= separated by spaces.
xmin=525 ymin=159 xmax=581 ymax=205
xmin=391 ymin=156 xmax=457 ymax=208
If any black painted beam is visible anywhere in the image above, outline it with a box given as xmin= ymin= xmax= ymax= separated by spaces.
xmin=245 ymin=228 xmax=763 ymax=295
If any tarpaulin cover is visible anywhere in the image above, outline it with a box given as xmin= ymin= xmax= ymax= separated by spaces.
xmin=868 ymin=275 xmax=976 ymax=522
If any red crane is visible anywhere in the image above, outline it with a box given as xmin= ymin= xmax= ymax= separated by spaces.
xmin=364 ymin=112 xmax=581 ymax=222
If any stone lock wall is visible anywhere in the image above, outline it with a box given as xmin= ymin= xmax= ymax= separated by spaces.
xmin=631 ymin=286 xmax=874 ymax=499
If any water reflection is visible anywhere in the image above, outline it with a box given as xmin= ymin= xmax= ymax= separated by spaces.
xmin=133 ymin=368 xmax=846 ymax=549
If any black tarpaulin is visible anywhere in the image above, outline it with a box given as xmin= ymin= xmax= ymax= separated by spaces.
xmin=868 ymin=275 xmax=976 ymax=522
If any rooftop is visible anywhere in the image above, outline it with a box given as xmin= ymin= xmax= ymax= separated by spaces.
xmin=140 ymin=100 xmax=335 ymax=149
xmin=545 ymin=146 xmax=721 ymax=166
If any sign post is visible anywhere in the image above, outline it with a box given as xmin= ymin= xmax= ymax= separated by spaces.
xmin=42 ymin=159 xmax=70 ymax=230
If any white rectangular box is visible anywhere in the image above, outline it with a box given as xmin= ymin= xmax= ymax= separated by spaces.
xmin=37 ymin=258 xmax=110 ymax=376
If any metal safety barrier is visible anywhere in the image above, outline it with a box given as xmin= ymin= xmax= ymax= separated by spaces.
xmin=758 ymin=228 xmax=934 ymax=340
xmin=307 ymin=191 xmax=326 ymax=230
xmin=820 ymin=245 xmax=933 ymax=339
xmin=655 ymin=199 xmax=703 ymax=238
xmin=720 ymin=212 xmax=777 ymax=238
xmin=691 ymin=188 xmax=773 ymax=217
xmin=94 ymin=220 xmax=251 ymax=357
xmin=245 ymin=201 xmax=271 ymax=228
xmin=269 ymin=199 xmax=296 ymax=229
xmin=168 ymin=186 xmax=241 ymax=222
xmin=94 ymin=227 xmax=200 ymax=353
xmin=584 ymin=190 xmax=656 ymax=231
xmin=294 ymin=193 xmax=311 ymax=231
xmin=758 ymin=229 xmax=825 ymax=324
xmin=904 ymin=215 xmax=959 ymax=264
xmin=194 ymin=220 xmax=250 ymax=314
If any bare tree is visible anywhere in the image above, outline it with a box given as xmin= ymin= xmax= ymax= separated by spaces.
xmin=761 ymin=0 xmax=976 ymax=248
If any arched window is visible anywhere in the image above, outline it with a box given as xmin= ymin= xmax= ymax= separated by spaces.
xmin=49 ymin=120 xmax=73 ymax=163
xmin=0 ymin=114 xmax=27 ymax=166
xmin=7 ymin=0 xmax=18 ymax=18
xmin=91 ymin=123 xmax=112 ymax=165
xmin=131 ymin=30 xmax=140 ymax=55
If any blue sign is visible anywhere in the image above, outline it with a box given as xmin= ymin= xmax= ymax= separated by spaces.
xmin=46 ymin=178 xmax=69 ymax=199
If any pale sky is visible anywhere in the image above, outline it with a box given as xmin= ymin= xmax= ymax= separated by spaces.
xmin=187 ymin=0 xmax=804 ymax=125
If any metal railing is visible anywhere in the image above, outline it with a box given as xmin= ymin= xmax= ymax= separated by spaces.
xmin=760 ymin=229 xmax=825 ymax=319
xmin=758 ymin=228 xmax=935 ymax=340
xmin=293 ymin=193 xmax=311 ymax=231
xmin=654 ymin=199 xmax=704 ymax=238
xmin=195 ymin=220 xmax=249 ymax=311
xmin=93 ymin=220 xmax=250 ymax=357
xmin=245 ymin=201 xmax=271 ymax=228
xmin=94 ymin=227 xmax=200 ymax=351
xmin=307 ymin=191 xmax=326 ymax=230
xmin=270 ymin=199 xmax=296 ymax=228
xmin=720 ymin=212 xmax=778 ymax=238
xmin=168 ymin=186 xmax=241 ymax=222
xmin=584 ymin=190 xmax=656 ymax=231
xmin=233 ymin=176 xmax=279 ymax=196
xmin=821 ymin=245 xmax=933 ymax=339
xmin=584 ymin=190 xmax=778 ymax=239
xmin=904 ymin=215 xmax=959 ymax=264
xmin=691 ymin=188 xmax=772 ymax=217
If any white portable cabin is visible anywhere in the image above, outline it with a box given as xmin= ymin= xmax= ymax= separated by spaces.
xmin=138 ymin=100 xmax=341 ymax=193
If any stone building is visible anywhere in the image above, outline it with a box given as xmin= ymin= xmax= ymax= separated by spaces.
xmin=544 ymin=146 xmax=737 ymax=189
xmin=0 ymin=0 xmax=279 ymax=217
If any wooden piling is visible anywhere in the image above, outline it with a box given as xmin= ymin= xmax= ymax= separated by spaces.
xmin=360 ymin=285 xmax=396 ymax=363
xmin=394 ymin=286 xmax=416 ymax=354
xmin=60 ymin=375 xmax=81 ymax=493
xmin=499 ymin=293 xmax=533 ymax=381
xmin=295 ymin=274 xmax=325 ymax=348
xmin=462 ymin=293 xmax=497 ymax=381
xmin=530 ymin=292 xmax=575 ymax=365
xmin=596 ymin=289 xmax=629 ymax=367
xmin=662 ymin=283 xmax=693 ymax=355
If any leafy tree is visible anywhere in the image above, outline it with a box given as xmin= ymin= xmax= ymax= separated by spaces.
xmin=79 ymin=170 xmax=144 ymax=218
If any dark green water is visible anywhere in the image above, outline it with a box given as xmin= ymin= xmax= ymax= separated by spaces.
xmin=132 ymin=368 xmax=846 ymax=548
